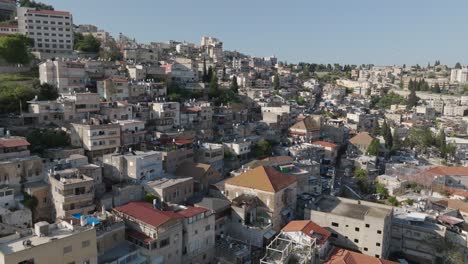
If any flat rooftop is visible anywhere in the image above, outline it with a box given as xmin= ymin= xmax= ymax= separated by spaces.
xmin=145 ymin=177 xmax=192 ymax=189
xmin=315 ymin=197 xmax=392 ymax=220
xmin=0 ymin=222 xmax=91 ymax=255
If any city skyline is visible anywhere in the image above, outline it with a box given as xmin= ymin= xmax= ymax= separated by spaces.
xmin=42 ymin=0 xmax=468 ymax=66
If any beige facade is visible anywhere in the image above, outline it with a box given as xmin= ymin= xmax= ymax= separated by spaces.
xmin=70 ymin=121 xmax=121 ymax=156
xmin=49 ymin=169 xmax=95 ymax=219
xmin=0 ymin=156 xmax=43 ymax=192
xmin=308 ymin=196 xmax=393 ymax=259
xmin=39 ymin=60 xmax=86 ymax=93
xmin=0 ymin=221 xmax=97 ymax=264
xmin=144 ymin=177 xmax=194 ymax=205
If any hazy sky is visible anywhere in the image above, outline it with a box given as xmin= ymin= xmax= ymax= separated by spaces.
xmin=42 ymin=0 xmax=467 ymax=66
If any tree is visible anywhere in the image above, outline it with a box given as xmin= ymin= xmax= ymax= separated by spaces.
xmin=18 ymin=0 xmax=54 ymax=10
xmin=0 ymin=34 xmax=33 ymax=64
xmin=207 ymin=66 xmax=213 ymax=83
xmin=371 ymin=119 xmax=381 ymax=136
xmin=208 ymin=73 xmax=219 ymax=98
xmin=99 ymin=38 xmax=122 ymax=61
xmin=391 ymin=129 xmax=402 ymax=153
xmin=296 ymin=96 xmax=305 ymax=105
xmin=407 ymin=88 xmax=419 ymax=109
xmin=387 ymin=196 xmax=400 ymax=206
xmin=230 ymin=76 xmax=239 ymax=93
xmin=273 ymin=74 xmax=280 ymax=90
xmin=381 ymin=120 xmax=393 ymax=149
xmin=74 ymin=33 xmax=101 ymax=53
xmin=36 ymin=83 xmax=58 ymax=101
xmin=375 ymin=183 xmax=389 ymax=199
xmin=202 ymin=57 xmax=208 ymax=82
xmin=432 ymin=83 xmax=441 ymax=93
xmin=252 ymin=139 xmax=273 ymax=158
xmin=454 ymin=62 xmax=462 ymax=69
xmin=367 ymin=139 xmax=381 ymax=156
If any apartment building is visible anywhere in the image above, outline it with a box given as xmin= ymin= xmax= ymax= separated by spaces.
xmin=17 ymin=7 xmax=74 ymax=54
xmin=70 ymin=119 xmax=121 ymax=157
xmin=157 ymin=140 xmax=194 ymax=173
xmin=308 ymin=196 xmax=393 ymax=259
xmin=223 ymin=139 xmax=252 ymax=160
xmin=175 ymin=161 xmax=222 ymax=194
xmin=103 ymin=150 xmax=163 ymax=183
xmin=115 ymin=120 xmax=146 ymax=147
xmin=0 ymin=23 xmax=18 ymax=35
xmin=97 ymin=77 xmax=130 ymax=101
xmin=48 ymin=168 xmax=95 ymax=219
xmin=195 ymin=143 xmax=224 ymax=173
xmin=112 ymin=202 xmax=184 ymax=263
xmin=0 ymin=155 xmax=43 ymax=193
xmin=100 ymin=101 xmax=133 ymax=120
xmin=0 ymin=221 xmax=97 ymax=264
xmin=39 ymin=60 xmax=87 ymax=94
xmin=450 ymin=68 xmax=468 ymax=84
xmin=144 ymin=178 xmax=194 ymax=205
xmin=201 ymin=36 xmax=223 ymax=64
xmin=0 ymin=136 xmax=30 ymax=161
xmin=149 ymin=102 xmax=180 ymax=131
xmin=0 ymin=0 xmax=15 ymax=21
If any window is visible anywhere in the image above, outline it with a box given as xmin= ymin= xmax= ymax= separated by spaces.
xmin=194 ymin=230 xmax=198 ymax=235
xmin=355 ymin=227 xmax=360 ymax=232
xmin=331 ymin=233 xmax=338 ymax=238
xmin=160 ymin=238 xmax=170 ymax=248
xmin=82 ymin=240 xmax=90 ymax=248
xmin=331 ymin=222 xmax=339 ymax=227
xmin=63 ymin=245 xmax=72 ymax=254
xmin=377 ymin=230 xmax=382 ymax=234
xmin=354 ymin=239 xmax=359 ymax=243
xmin=376 ymin=242 xmax=381 ymax=247
xmin=364 ymin=247 xmax=368 ymax=251
xmin=205 ymin=225 xmax=211 ymax=231
xmin=375 ymin=255 xmax=380 ymax=258
xmin=365 ymin=224 xmax=370 ymax=228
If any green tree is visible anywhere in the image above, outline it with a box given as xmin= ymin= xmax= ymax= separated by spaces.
xmin=208 ymin=73 xmax=219 ymax=98
xmin=202 ymin=57 xmax=208 ymax=82
xmin=207 ymin=66 xmax=213 ymax=82
xmin=367 ymin=139 xmax=381 ymax=156
xmin=230 ymin=76 xmax=239 ymax=93
xmin=375 ymin=183 xmax=389 ymax=199
xmin=273 ymin=74 xmax=280 ymax=90
xmin=296 ymin=96 xmax=305 ymax=105
xmin=36 ymin=83 xmax=58 ymax=101
xmin=381 ymin=120 xmax=393 ymax=149
xmin=407 ymin=88 xmax=419 ymax=109
xmin=252 ymin=139 xmax=273 ymax=158
xmin=391 ymin=129 xmax=402 ymax=152
xmin=371 ymin=119 xmax=381 ymax=136
xmin=0 ymin=34 xmax=33 ymax=64
xmin=99 ymin=38 xmax=122 ymax=61
xmin=18 ymin=0 xmax=54 ymax=10
xmin=432 ymin=83 xmax=441 ymax=93
xmin=74 ymin=33 xmax=101 ymax=53
xmin=387 ymin=196 xmax=400 ymax=206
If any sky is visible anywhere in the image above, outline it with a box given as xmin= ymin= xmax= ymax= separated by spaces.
xmin=42 ymin=0 xmax=468 ymax=66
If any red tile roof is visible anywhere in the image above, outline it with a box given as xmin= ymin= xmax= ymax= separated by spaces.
xmin=0 ymin=138 xmax=30 ymax=148
xmin=324 ymin=248 xmax=398 ymax=264
xmin=282 ymin=220 xmax=331 ymax=245
xmin=113 ymin=202 xmax=182 ymax=228
xmin=176 ymin=206 xmax=209 ymax=218
xmin=29 ymin=10 xmax=71 ymax=16
xmin=424 ymin=166 xmax=468 ymax=177
xmin=126 ymin=229 xmax=154 ymax=243
xmin=312 ymin=141 xmax=338 ymax=149
xmin=225 ymin=166 xmax=297 ymax=193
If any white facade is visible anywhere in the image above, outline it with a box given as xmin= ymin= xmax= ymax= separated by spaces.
xmin=39 ymin=60 xmax=87 ymax=94
xmin=17 ymin=7 xmax=74 ymax=53
xmin=450 ymin=68 xmax=468 ymax=84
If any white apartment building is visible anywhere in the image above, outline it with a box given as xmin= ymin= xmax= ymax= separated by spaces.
xmin=443 ymin=104 xmax=467 ymax=117
xmin=97 ymin=77 xmax=130 ymax=101
xmin=17 ymin=7 xmax=74 ymax=54
xmin=103 ymin=151 xmax=163 ymax=183
xmin=70 ymin=120 xmax=121 ymax=156
xmin=308 ymin=196 xmax=393 ymax=259
xmin=149 ymin=102 xmax=180 ymax=130
xmin=39 ymin=60 xmax=88 ymax=94
xmin=450 ymin=68 xmax=468 ymax=84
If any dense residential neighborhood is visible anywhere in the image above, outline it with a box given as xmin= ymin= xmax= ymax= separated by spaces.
xmin=0 ymin=1 xmax=467 ymax=264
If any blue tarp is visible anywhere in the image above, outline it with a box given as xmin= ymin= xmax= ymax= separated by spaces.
xmin=71 ymin=213 xmax=100 ymax=225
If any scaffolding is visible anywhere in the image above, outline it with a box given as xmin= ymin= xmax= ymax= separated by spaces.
xmin=260 ymin=235 xmax=315 ymax=264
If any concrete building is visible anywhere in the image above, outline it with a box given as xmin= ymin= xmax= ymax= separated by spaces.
xmin=17 ymin=7 xmax=74 ymax=54
xmin=0 ymin=23 xmax=18 ymax=35
xmin=225 ymin=166 xmax=297 ymax=232
xmin=100 ymin=101 xmax=133 ymax=121
xmin=175 ymin=161 xmax=222 ymax=195
xmin=144 ymin=177 xmax=194 ymax=205
xmin=195 ymin=143 xmax=224 ymax=173
xmin=112 ymin=202 xmax=184 ymax=263
xmin=0 ymin=136 xmax=30 ymax=161
xmin=70 ymin=119 xmax=121 ymax=158
xmin=149 ymin=102 xmax=180 ymax=131
xmin=48 ymin=168 xmax=95 ymax=219
xmin=308 ymin=196 xmax=393 ymax=259
xmin=0 ymin=221 xmax=97 ymax=264
xmin=39 ymin=60 xmax=87 ymax=94
xmin=289 ymin=115 xmax=322 ymax=143
xmin=97 ymin=77 xmax=130 ymax=101
xmin=157 ymin=140 xmax=194 ymax=173
xmin=450 ymin=68 xmax=468 ymax=84
xmin=103 ymin=151 xmax=163 ymax=183
xmin=201 ymin=36 xmax=223 ymax=65
xmin=0 ymin=0 xmax=15 ymax=21
xmin=115 ymin=120 xmax=147 ymax=147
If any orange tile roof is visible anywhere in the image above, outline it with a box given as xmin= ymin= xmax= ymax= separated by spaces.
xmin=282 ymin=220 xmax=331 ymax=245
xmin=29 ymin=10 xmax=71 ymax=16
xmin=225 ymin=165 xmax=297 ymax=193
xmin=290 ymin=115 xmax=321 ymax=131
xmin=424 ymin=166 xmax=468 ymax=177
xmin=324 ymin=248 xmax=398 ymax=264
xmin=0 ymin=138 xmax=30 ymax=148
xmin=113 ymin=202 xmax=182 ymax=228
xmin=261 ymin=156 xmax=294 ymax=165
xmin=312 ymin=141 xmax=338 ymax=149
xmin=349 ymin=132 xmax=374 ymax=146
